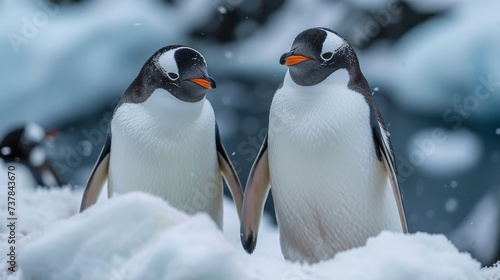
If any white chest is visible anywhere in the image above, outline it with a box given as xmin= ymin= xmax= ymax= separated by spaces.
xmin=108 ymin=90 xmax=222 ymax=225
xmin=268 ymin=70 xmax=401 ymax=262
xmin=269 ymin=70 xmax=376 ymax=186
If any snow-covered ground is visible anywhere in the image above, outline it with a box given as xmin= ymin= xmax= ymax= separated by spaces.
xmin=0 ymin=186 xmax=499 ymax=280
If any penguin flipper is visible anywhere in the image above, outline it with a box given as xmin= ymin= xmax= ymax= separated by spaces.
xmin=373 ymin=120 xmax=408 ymax=233
xmin=80 ymin=133 xmax=111 ymax=212
xmin=215 ymin=124 xmax=244 ymax=220
xmin=240 ymin=135 xmax=270 ymax=254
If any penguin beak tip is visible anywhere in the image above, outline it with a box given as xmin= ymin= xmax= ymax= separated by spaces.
xmin=208 ymin=77 xmax=216 ymax=89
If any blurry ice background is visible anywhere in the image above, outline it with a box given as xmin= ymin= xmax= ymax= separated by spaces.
xmin=0 ymin=0 xmax=499 ymax=265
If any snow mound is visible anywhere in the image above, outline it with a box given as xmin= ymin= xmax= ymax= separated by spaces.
xmin=313 ymin=232 xmax=482 ymax=280
xmin=114 ymin=215 xmax=245 ymax=280
xmin=7 ymin=190 xmax=496 ymax=280
xmin=19 ymin=192 xmax=190 ymax=280
xmin=482 ymin=263 xmax=500 ymax=280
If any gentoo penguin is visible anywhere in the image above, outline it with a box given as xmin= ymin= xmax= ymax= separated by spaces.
xmin=0 ymin=123 xmax=64 ymax=187
xmin=240 ymin=28 xmax=407 ymax=263
xmin=80 ymin=45 xmax=244 ymax=228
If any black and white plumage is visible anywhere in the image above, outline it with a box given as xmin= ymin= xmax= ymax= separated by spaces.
xmin=240 ymin=28 xmax=407 ymax=263
xmin=0 ymin=123 xmax=64 ymax=187
xmin=80 ymin=45 xmax=244 ymax=229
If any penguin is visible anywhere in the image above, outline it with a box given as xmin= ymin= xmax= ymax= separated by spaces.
xmin=240 ymin=28 xmax=407 ymax=263
xmin=80 ymin=45 xmax=244 ymax=228
xmin=0 ymin=123 xmax=64 ymax=187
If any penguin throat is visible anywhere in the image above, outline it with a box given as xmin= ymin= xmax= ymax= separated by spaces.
xmin=145 ymin=88 xmax=205 ymax=121
xmin=169 ymin=87 xmax=207 ymax=103
xmin=322 ymin=69 xmax=350 ymax=86
xmin=286 ymin=68 xmax=350 ymax=89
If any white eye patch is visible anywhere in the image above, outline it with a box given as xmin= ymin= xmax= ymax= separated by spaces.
xmin=157 ymin=47 xmax=207 ymax=81
xmin=158 ymin=49 xmax=180 ymax=80
xmin=320 ymin=29 xmax=344 ymax=61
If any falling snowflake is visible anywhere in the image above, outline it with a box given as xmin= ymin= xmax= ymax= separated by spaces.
xmin=217 ymin=6 xmax=227 ymax=14
xmin=450 ymin=180 xmax=458 ymax=188
xmin=444 ymin=198 xmax=458 ymax=213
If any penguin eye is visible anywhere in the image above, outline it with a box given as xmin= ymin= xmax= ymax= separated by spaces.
xmin=321 ymin=52 xmax=333 ymax=61
xmin=167 ymin=72 xmax=179 ymax=80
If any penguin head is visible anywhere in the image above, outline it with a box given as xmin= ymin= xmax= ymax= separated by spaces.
xmin=280 ymin=28 xmax=361 ymax=87
xmin=141 ymin=45 xmax=216 ymax=103
xmin=0 ymin=123 xmax=53 ymax=163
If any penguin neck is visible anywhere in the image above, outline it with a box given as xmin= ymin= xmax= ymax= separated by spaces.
xmin=112 ymin=87 xmax=214 ymax=151
xmin=151 ymin=88 xmax=205 ymax=115
xmin=284 ymin=69 xmax=350 ymax=92
xmin=346 ymin=66 xmax=371 ymax=95
xmin=144 ymin=88 xmax=206 ymax=123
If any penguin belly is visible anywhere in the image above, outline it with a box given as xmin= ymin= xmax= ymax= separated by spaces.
xmin=109 ymin=97 xmax=223 ymax=227
xmin=268 ymin=83 xmax=401 ymax=263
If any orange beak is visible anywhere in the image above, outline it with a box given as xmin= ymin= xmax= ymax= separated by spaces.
xmin=189 ymin=77 xmax=216 ymax=89
xmin=280 ymin=52 xmax=310 ymax=66
xmin=45 ymin=129 xmax=60 ymax=141
xmin=284 ymin=55 xmax=310 ymax=66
